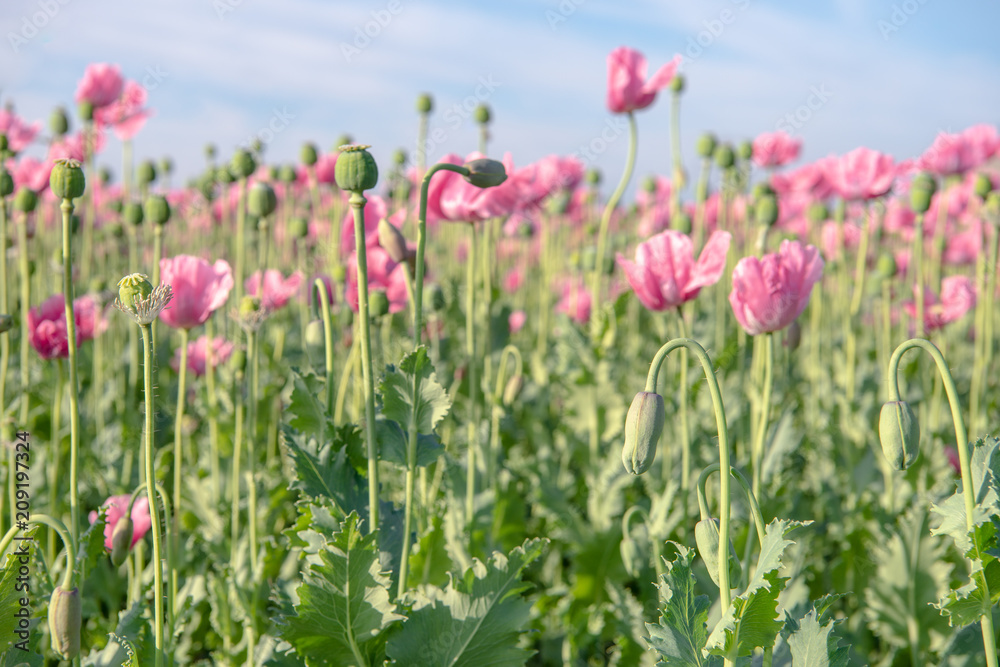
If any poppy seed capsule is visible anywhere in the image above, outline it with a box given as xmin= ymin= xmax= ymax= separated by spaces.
xmin=118 ymin=273 xmax=153 ymax=310
xmin=14 ymin=188 xmax=38 ymax=213
xmin=694 ymin=518 xmax=742 ymax=588
xmin=696 ymin=133 xmax=718 ymax=159
xmin=369 ymin=291 xmax=390 ymax=318
xmin=463 ymin=159 xmax=507 ymax=189
xmin=378 ymin=218 xmax=409 ymax=263
xmin=335 ymin=145 xmax=378 ymax=193
xmin=48 ymin=586 xmax=82 ymax=659
xmin=974 ymin=172 xmax=993 ymax=200
xmin=0 ymin=171 xmax=13 ymax=198
xmin=879 ymin=400 xmax=920 ymax=470
xmin=300 ymin=142 xmax=318 ymax=167
xmin=416 ymin=93 xmax=434 ymax=114
xmin=110 ymin=515 xmax=134 ymax=567
xmin=50 ymin=158 xmax=86 ymax=200
xmin=474 ymin=103 xmax=491 ymax=125
xmin=755 ymin=194 xmax=779 ymax=228
xmin=714 ymin=144 xmax=735 ymax=170
xmin=248 ymin=182 xmax=278 ymax=218
xmin=737 ymin=140 xmax=754 ymax=161
xmin=230 ymin=149 xmax=257 ymax=179
xmin=50 ymin=106 xmax=70 ymax=137
xmin=124 ymin=201 xmax=144 ymax=227
xmin=137 ymin=160 xmax=157 ymax=186
xmin=145 ymin=194 xmax=171 ymax=226
xmin=673 ymin=211 xmax=692 ymax=235
xmin=670 ymin=73 xmax=685 ymax=93
xmin=289 ymin=217 xmax=309 ymax=239
xmin=621 ymin=391 xmax=665 ymax=475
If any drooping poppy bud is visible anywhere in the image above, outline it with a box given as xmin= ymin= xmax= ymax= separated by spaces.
xmin=110 ymin=515 xmax=134 ymax=567
xmin=694 ymin=518 xmax=742 ymax=588
xmin=463 ymin=158 xmax=507 ymax=189
xmin=502 ymin=375 xmax=524 ymax=407
xmin=378 ymin=218 xmax=409 ymax=263
xmin=879 ymin=400 xmax=920 ymax=470
xmin=621 ymin=391 xmax=665 ymax=475
xmin=48 ymin=586 xmax=82 ymax=659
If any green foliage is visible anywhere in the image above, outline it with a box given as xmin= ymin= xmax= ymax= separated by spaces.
xmin=379 ymin=346 xmax=451 ymax=435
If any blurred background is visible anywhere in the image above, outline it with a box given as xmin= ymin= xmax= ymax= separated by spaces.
xmin=1 ymin=0 xmax=998 ymax=190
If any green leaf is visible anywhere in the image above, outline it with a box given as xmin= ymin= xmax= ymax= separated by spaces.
xmin=283 ymin=427 xmax=366 ymax=516
xmin=934 ymin=546 xmax=1000 ymax=627
xmin=287 ymin=367 xmax=329 ymax=436
xmin=379 ymin=347 xmax=451 ymax=435
xmin=280 ymin=512 xmax=403 ymax=666
xmin=82 ymin=598 xmax=147 ymax=666
xmin=785 ymin=608 xmax=849 ymax=667
xmin=931 ymin=436 xmax=1000 ymax=557
xmin=77 ymin=508 xmax=108 ymax=570
xmin=644 ymin=543 xmax=720 ymax=667
xmin=0 ymin=526 xmax=38 ymax=653
xmin=705 ymin=519 xmax=803 ymax=660
xmin=386 ymin=538 xmax=546 ymax=667
xmin=376 ymin=417 xmax=444 ymax=468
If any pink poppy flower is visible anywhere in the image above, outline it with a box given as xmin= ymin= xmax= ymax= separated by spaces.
xmin=75 ymin=63 xmax=124 ymax=109
xmin=48 ymin=129 xmax=105 ymax=163
xmin=509 ymin=310 xmax=526 ymax=334
xmin=918 ymin=124 xmax=1000 ymax=176
xmin=345 ymin=245 xmax=408 ymax=314
xmin=88 ymin=494 xmax=151 ymax=551
xmin=636 ymin=176 xmax=672 ymax=238
xmin=820 ymin=221 xmax=861 ymax=261
xmin=95 ymin=80 xmax=153 ymax=141
xmin=752 ymin=131 xmax=802 ymax=168
xmin=315 ymin=153 xmax=338 ymax=185
xmin=8 ymin=156 xmax=51 ymax=193
xmin=729 ymin=240 xmax=824 ymax=335
xmin=426 ymin=152 xmax=521 ymax=223
xmin=340 ymin=196 xmax=390 ymax=255
xmin=555 ymin=278 xmax=591 ymax=324
xmin=159 ymin=255 xmax=233 ymax=330
xmin=824 ymin=148 xmax=896 ymax=201
xmin=245 ymin=269 xmax=304 ymax=311
xmin=617 ymin=230 xmax=731 ymax=311
xmin=771 ymin=159 xmax=835 ymax=201
xmin=27 ymin=294 xmax=107 ymax=359
xmin=503 ymin=267 xmax=524 ymax=293
xmin=606 ymin=47 xmax=681 ymax=114
xmin=904 ymin=275 xmax=976 ymax=331
xmin=0 ymin=109 xmax=40 ymax=154
xmin=170 ymin=335 xmax=235 ymax=378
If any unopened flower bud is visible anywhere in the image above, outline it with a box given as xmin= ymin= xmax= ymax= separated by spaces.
xmin=714 ymin=144 xmax=735 ymax=170
xmin=300 ymin=142 xmax=318 ymax=167
xmin=641 ymin=175 xmax=657 ymax=194
xmin=248 ymin=182 xmax=278 ymax=218
xmin=118 ymin=273 xmax=153 ymax=310
xmin=231 ymin=149 xmax=257 ymax=179
xmin=879 ymin=400 xmax=920 ymax=470
xmin=0 ymin=171 xmax=13 ymax=198
xmin=755 ymin=194 xmax=779 ymax=228
xmin=77 ymin=101 xmax=94 ymax=122
xmin=694 ymin=519 xmax=742 ymax=588
xmin=378 ymin=218 xmax=409 ymax=263
xmin=335 ymin=145 xmax=378 ymax=193
xmin=160 ymin=157 xmax=173 ymax=176
xmin=696 ymin=133 xmax=718 ymax=159
xmin=14 ymin=187 xmax=38 ymax=213
xmin=110 ymin=515 xmax=134 ymax=567
xmin=463 ymin=159 xmax=507 ymax=188
xmin=425 ymin=284 xmax=445 ymax=312
xmin=974 ymin=173 xmax=993 ymax=200
xmin=585 ymin=168 xmax=601 ymax=186
xmin=622 ymin=391 xmax=666 ymax=475
xmin=145 ymin=194 xmax=171 ymax=226
xmin=474 ymin=103 xmax=491 ymax=125
xmin=239 ymin=296 xmax=262 ymax=319
xmin=304 ymin=319 xmax=325 ymax=355
xmin=50 ymin=106 xmax=70 ymax=137
xmin=416 ymin=93 xmax=434 ymax=114
xmin=620 ymin=536 xmax=644 ymax=578
xmin=48 ymin=586 xmax=82 ymax=659
xmin=392 ymin=149 xmax=407 ymax=166
xmin=670 ymin=73 xmax=685 ymax=93
xmin=502 ymin=375 xmax=524 ymax=407
xmin=369 ymin=290 xmax=390 ymax=318
xmin=50 ymin=158 xmax=86 ymax=200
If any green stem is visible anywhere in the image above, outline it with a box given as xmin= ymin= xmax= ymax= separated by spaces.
xmin=171 ymin=327 xmax=189 ymax=622
xmin=913 ymin=212 xmax=925 ymax=338
xmin=465 ymin=222 xmax=478 ymax=540
xmin=235 ymin=177 xmax=247 ymax=304
xmin=246 ymin=329 xmax=259 ymax=576
xmin=669 ymin=90 xmax=682 ymax=220
xmin=697 ymin=464 xmax=765 ymax=547
xmin=205 ymin=317 xmax=222 ymax=505
xmin=591 ymin=111 xmax=637 ymax=330
xmin=349 ymin=191 xmax=380 ymax=533
xmin=29 ymin=514 xmax=76 ymax=590
xmin=886 ymin=338 xmax=997 ymax=667
xmin=751 ymin=333 xmax=774 ymax=499
xmin=645 ymin=338 xmax=732 ymax=611
xmin=675 ymin=309 xmax=691 ymax=502
xmin=140 ymin=323 xmax=165 ymax=667
xmin=48 ymin=361 xmax=63 ymax=569
xmin=152 ymin=226 xmax=163 ymax=286
xmin=0 ymin=192 xmax=9 ymax=535
xmin=60 ymin=198 xmax=82 ymax=555
xmin=314 ymin=279 xmax=335 ymax=427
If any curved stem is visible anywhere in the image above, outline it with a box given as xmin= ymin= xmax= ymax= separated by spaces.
xmin=697 ymin=464 xmax=766 ymax=547
xmin=314 ymin=279 xmax=335 ymax=426
xmin=644 ymin=338 xmax=732 ymax=611
xmin=675 ymin=309 xmax=691 ymax=500
xmin=591 ymin=112 xmax=637 ymax=329
xmin=60 ymin=199 xmax=82 ymax=556
xmin=140 ymin=323 xmax=165 ymax=667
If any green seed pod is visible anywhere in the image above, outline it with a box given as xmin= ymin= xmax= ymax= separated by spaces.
xmin=378 ymin=218 xmax=409 ymax=263
xmin=755 ymin=194 xmax=780 ymax=228
xmin=806 ymin=202 xmax=829 ymax=223
xmin=696 ymin=133 xmax=718 ymax=159
xmin=99 ymin=166 xmax=113 ymax=185
xmin=641 ymin=175 xmax=657 ymax=194
xmin=14 ymin=187 xmax=38 ymax=213
xmin=160 ymin=157 xmax=174 ymax=176
xmin=463 ymin=158 xmax=507 ymax=188
xmin=217 ymin=166 xmax=236 ymax=185
xmin=502 ymin=374 xmax=524 ymax=407
xmin=670 ymin=73 xmax=685 ymax=93
xmin=910 ymin=173 xmax=937 ymax=214
xmin=335 ymin=145 xmax=378 ymax=193
xmin=289 ymin=216 xmax=309 ymax=239
xmin=118 ymin=273 xmax=153 ymax=310
xmin=369 ymin=290 xmax=390 ymax=318
xmin=124 ymin=201 xmax=144 ymax=227
xmin=585 ymin=168 xmax=601 ymax=186
xmin=621 ymin=391 xmax=666 ymax=475
xmin=474 ymin=103 xmax=491 ymax=125
xmin=876 ymin=253 xmax=897 ymax=279
xmin=331 ymin=264 xmax=347 ymax=284
xmin=248 ymin=182 xmax=278 ymax=218
xmin=145 ymin=194 xmax=171 ymax=226
xmin=50 ymin=158 xmax=86 ymax=200
xmin=416 ymin=93 xmax=434 ymax=114
xmin=110 ymin=515 xmax=134 ymax=567
xmin=694 ymin=519 xmax=742 ymax=588
xmin=267 ymin=165 xmax=279 ymax=181
xmin=425 ymin=284 xmax=445 ymax=312
xmin=239 ymin=295 xmax=262 ymax=319
xmin=737 ymin=140 xmax=753 ymax=162
xmin=751 ymin=182 xmax=775 ymax=201
xmin=300 ymin=142 xmax=318 ymax=167
xmin=231 ymin=149 xmax=257 ymax=179
xmin=0 ymin=314 xmax=13 ymax=334
xmin=879 ymin=400 xmax=920 ymax=470
xmin=77 ymin=100 xmax=94 ymax=122
xmin=48 ymin=586 xmax=82 ymax=659
xmin=392 ymin=149 xmax=407 ymax=167
xmin=673 ymin=210 xmax=692 ymax=235
xmin=50 ymin=106 xmax=70 ymax=137
xmin=0 ymin=171 xmax=13 ymax=198
xmin=714 ymin=144 xmax=735 ymax=170
xmin=974 ymin=172 xmax=993 ymax=200
xmin=136 ymin=160 xmax=157 ymax=187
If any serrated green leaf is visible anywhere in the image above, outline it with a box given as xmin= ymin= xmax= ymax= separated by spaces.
xmin=786 ymin=608 xmax=849 ymax=667
xmin=0 ymin=527 xmax=38 ymax=654
xmin=82 ymin=598 xmax=146 ymax=666
xmin=283 ymin=427 xmax=366 ymax=516
xmin=386 ymin=538 xmax=546 ymax=667
xmin=931 ymin=437 xmax=1000 ymax=557
xmin=934 ymin=554 xmax=1000 ymax=627
xmin=379 ymin=348 xmax=451 ymax=435
xmin=77 ymin=509 xmax=108 ymax=570
xmin=705 ymin=519 xmax=803 ymax=660
xmin=644 ymin=543 xmax=720 ymax=667
xmin=287 ymin=367 xmax=328 ymax=436
xmin=281 ymin=512 xmax=402 ymax=666
xmin=376 ymin=417 xmax=444 ymax=468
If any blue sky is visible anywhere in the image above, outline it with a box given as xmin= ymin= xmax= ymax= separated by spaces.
xmin=1 ymin=0 xmax=998 ymax=195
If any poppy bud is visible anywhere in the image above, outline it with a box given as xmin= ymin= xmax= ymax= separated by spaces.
xmin=248 ymin=182 xmax=277 ymax=218
xmin=369 ymin=291 xmax=390 ymax=318
xmin=110 ymin=515 xmax=134 ymax=567
xmin=278 ymin=164 xmax=297 ymax=184
xmin=137 ymin=160 xmax=157 ymax=187
xmin=48 ymin=586 xmax=81 ymax=659
xmin=14 ymin=188 xmax=37 ymax=213
xmin=696 ymin=133 xmax=717 ymax=159
xmin=463 ymin=159 xmax=507 ymax=189
xmin=300 ymin=142 xmax=318 ymax=167
xmin=416 ymin=93 xmax=434 ymax=114
xmin=50 ymin=106 xmax=70 ymax=137
xmin=585 ymin=168 xmax=601 ymax=186
xmin=378 ymin=218 xmax=409 ymax=263
xmin=974 ymin=173 xmax=993 ymax=200
xmin=145 ymin=194 xmax=171 ymax=226
xmin=77 ymin=101 xmax=94 ymax=122
xmin=0 ymin=170 xmax=12 ymax=198
xmin=335 ymin=145 xmax=379 ymax=193
xmin=124 ymin=201 xmax=144 ymax=227
xmin=621 ymin=391 xmax=665 ymax=475
xmin=714 ymin=144 xmax=735 ymax=170
xmin=670 ymin=74 xmax=685 ymax=93
xmin=737 ymin=140 xmax=753 ymax=162
xmin=694 ymin=518 xmax=742 ymax=588
xmin=474 ymin=103 xmax=491 ymax=125
xmin=620 ymin=536 xmax=644 ymax=578
xmin=425 ymin=284 xmax=446 ymax=312
xmin=673 ymin=211 xmax=692 ymax=235
xmin=755 ymin=194 xmax=779 ymax=228
xmin=879 ymin=400 xmax=920 ymax=470
xmin=876 ymin=253 xmax=897 ymax=279
xmin=231 ymin=149 xmax=257 ymax=179
xmin=50 ymin=158 xmax=86 ymax=200
xmin=502 ymin=375 xmax=524 ymax=407
xmin=910 ymin=173 xmax=937 ymax=214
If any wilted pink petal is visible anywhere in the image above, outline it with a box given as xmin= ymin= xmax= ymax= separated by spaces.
xmin=606 ymin=47 xmax=681 ymax=114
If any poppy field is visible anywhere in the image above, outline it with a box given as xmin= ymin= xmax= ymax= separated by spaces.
xmin=0 ymin=45 xmax=998 ymax=666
